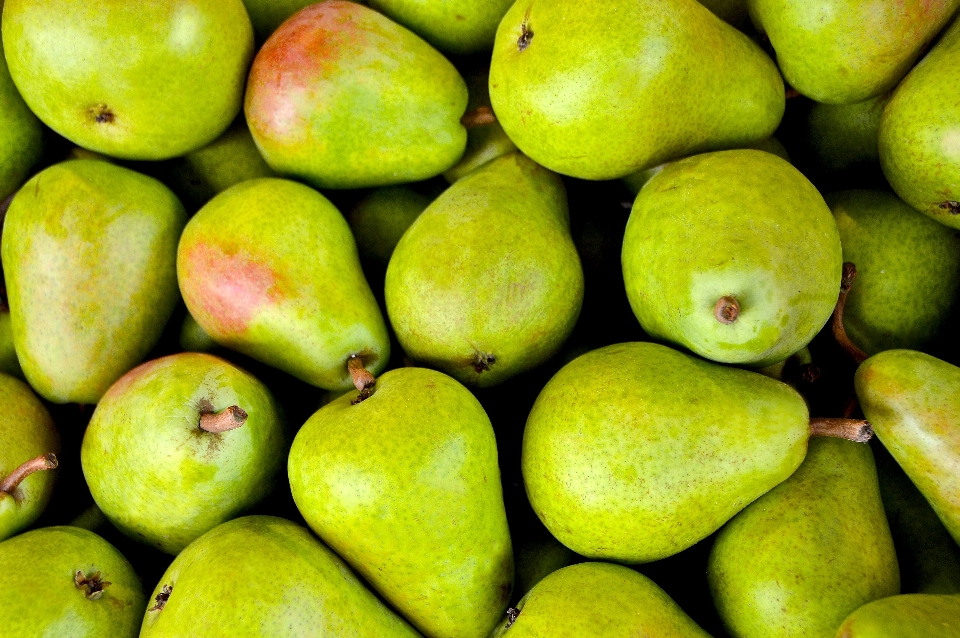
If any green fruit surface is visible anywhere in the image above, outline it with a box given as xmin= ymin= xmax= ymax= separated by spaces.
xmin=0 ymin=44 xmax=42 ymax=200
xmin=348 ymin=186 xmax=430 ymax=264
xmin=808 ymin=94 xmax=890 ymax=171
xmin=368 ymin=0 xmax=514 ymax=54
xmin=834 ymin=594 xmax=960 ymax=637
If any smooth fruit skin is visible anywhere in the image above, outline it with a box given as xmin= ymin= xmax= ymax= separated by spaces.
xmin=622 ymin=150 xmax=842 ymax=367
xmin=245 ymin=1 xmax=468 ymax=189
xmin=522 ymin=342 xmax=810 ymax=563
xmin=177 ymin=178 xmax=390 ymax=391
xmin=0 ymin=309 xmax=22 ymax=378
xmin=808 ymin=94 xmax=890 ymax=172
xmin=289 ymin=367 xmax=513 ymax=638
xmin=834 ymin=594 xmax=960 ymax=637
xmin=0 ymin=526 xmax=145 ymax=638
xmin=489 ymin=0 xmax=784 ymax=180
xmin=0 ymin=373 xmax=58 ymax=541
xmin=0 ymin=45 xmax=42 ymax=200
xmin=708 ymin=438 xmax=900 ymax=638
xmin=880 ymin=17 xmax=960 ymax=229
xmin=348 ymin=186 xmax=431 ymax=264
xmin=489 ymin=562 xmax=710 ymax=638
xmin=386 ymin=152 xmax=583 ymax=387
xmin=1 ymin=0 xmax=253 ymax=160
xmin=829 ymin=190 xmax=960 ymax=355
xmin=747 ymin=0 xmax=958 ymax=104
xmin=140 ymin=516 xmax=421 ymax=637
xmin=368 ymin=0 xmax=514 ymax=55
xmin=856 ymin=350 xmax=960 ymax=545
xmin=81 ymin=353 xmax=286 ymax=555
xmin=1 ymin=160 xmax=187 ymax=404
xmin=240 ymin=0 xmax=324 ymax=42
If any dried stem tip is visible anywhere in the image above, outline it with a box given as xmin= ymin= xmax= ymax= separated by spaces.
xmin=199 ymin=405 xmax=248 ymax=433
xmin=75 ymin=570 xmax=111 ymax=599
xmin=832 ymin=262 xmax=869 ymax=364
xmin=0 ymin=453 xmax=58 ymax=494
xmin=348 ymin=355 xmax=376 ymax=403
xmin=461 ymin=106 xmax=497 ymax=129
xmin=714 ymin=296 xmax=740 ymax=324
xmin=809 ymin=418 xmax=873 ymax=443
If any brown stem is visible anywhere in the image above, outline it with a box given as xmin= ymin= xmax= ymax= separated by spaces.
xmin=809 ymin=418 xmax=873 ymax=443
xmin=199 ymin=405 xmax=247 ymax=433
xmin=461 ymin=106 xmax=497 ymax=129
xmin=831 ymin=263 xmax=869 ymax=363
xmin=347 ymin=355 xmax=376 ymax=403
xmin=0 ymin=453 xmax=58 ymax=494
xmin=714 ymin=296 xmax=740 ymax=324
xmin=785 ymin=87 xmax=801 ymax=99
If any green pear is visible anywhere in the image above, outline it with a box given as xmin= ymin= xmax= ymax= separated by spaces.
xmin=489 ymin=0 xmax=784 ymax=180
xmin=514 ymin=536 xmax=579 ymax=599
xmin=522 ymin=342 xmax=872 ymax=563
xmin=177 ymin=177 xmax=390 ymax=391
xmin=348 ymin=186 xmax=431 ymax=265
xmin=140 ymin=516 xmax=420 ymax=637
xmin=707 ymin=437 xmax=900 ymax=638
xmin=179 ymin=312 xmax=219 ymax=354
xmin=386 ymin=152 xmax=583 ymax=387
xmin=0 ymin=41 xmax=42 ymax=201
xmin=288 ymin=367 xmax=513 ymax=638
xmin=367 ymin=0 xmax=514 ymax=54
xmin=0 ymin=526 xmax=145 ymax=638
xmin=0 ymin=373 xmax=58 ymax=541
xmin=80 ymin=352 xmax=286 ymax=554
xmin=879 ymin=17 xmax=960 ymax=229
xmin=747 ymin=0 xmax=958 ymax=104
xmin=245 ymin=1 xmax=467 ymax=189
xmin=697 ymin=0 xmax=750 ymax=28
xmin=240 ymin=0 xmax=329 ymax=42
xmin=829 ymin=190 xmax=960 ymax=355
xmin=834 ymin=594 xmax=960 ymax=637
xmin=489 ymin=562 xmax=710 ymax=637
xmin=1 ymin=160 xmax=187 ymax=404
xmin=0 ymin=303 xmax=22 ymax=378
xmin=622 ymin=149 xmax=842 ymax=367
xmin=808 ymin=95 xmax=890 ymax=172
xmin=856 ymin=350 xmax=960 ymax=545
xmin=2 ymin=0 xmax=253 ymax=160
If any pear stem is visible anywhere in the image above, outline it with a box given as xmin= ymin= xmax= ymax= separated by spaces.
xmin=831 ymin=262 xmax=869 ymax=363
xmin=0 ymin=453 xmax=58 ymax=494
xmin=461 ymin=106 xmax=497 ymax=129
xmin=809 ymin=418 xmax=873 ymax=443
xmin=714 ymin=296 xmax=740 ymax=324
xmin=199 ymin=405 xmax=247 ymax=433
xmin=348 ymin=355 xmax=376 ymax=403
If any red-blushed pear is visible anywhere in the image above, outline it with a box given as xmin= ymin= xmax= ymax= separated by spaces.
xmin=245 ymin=1 xmax=468 ymax=189
xmin=1 ymin=0 xmax=253 ymax=160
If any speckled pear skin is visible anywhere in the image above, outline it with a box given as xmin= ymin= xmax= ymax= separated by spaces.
xmin=490 ymin=563 xmax=711 ymax=638
xmin=708 ymin=437 xmax=900 ymax=638
xmin=856 ymin=350 xmax=960 ymax=545
xmin=245 ymin=1 xmax=468 ymax=190
xmin=288 ymin=367 xmax=513 ymax=638
xmin=880 ymin=18 xmax=960 ymax=229
xmin=1 ymin=0 xmax=253 ymax=160
xmin=0 ymin=526 xmax=145 ymax=638
xmin=808 ymin=95 xmax=890 ymax=172
xmin=834 ymin=594 xmax=960 ymax=637
xmin=622 ymin=150 xmax=842 ymax=367
xmin=522 ymin=342 xmax=810 ymax=564
xmin=0 ymin=46 xmax=42 ymax=200
xmin=386 ymin=152 xmax=583 ymax=388
xmin=489 ymin=0 xmax=784 ymax=180
xmin=177 ymin=178 xmax=390 ymax=391
xmin=829 ymin=190 xmax=960 ymax=355
xmin=1 ymin=160 xmax=187 ymax=405
xmin=747 ymin=0 xmax=958 ymax=104
xmin=368 ymin=0 xmax=514 ymax=54
xmin=348 ymin=186 xmax=431 ymax=264
xmin=140 ymin=516 xmax=421 ymax=638
xmin=0 ymin=373 xmax=58 ymax=541
xmin=80 ymin=353 xmax=286 ymax=555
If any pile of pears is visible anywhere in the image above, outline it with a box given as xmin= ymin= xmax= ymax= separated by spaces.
xmin=4 ymin=0 xmax=960 ymax=636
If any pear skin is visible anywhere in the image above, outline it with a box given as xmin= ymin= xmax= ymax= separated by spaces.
xmin=348 ymin=186 xmax=431 ymax=265
xmin=808 ymin=95 xmax=890 ymax=172
xmin=367 ymin=0 xmax=515 ymax=54
xmin=834 ymin=594 xmax=960 ymax=637
xmin=0 ymin=44 xmax=43 ymax=200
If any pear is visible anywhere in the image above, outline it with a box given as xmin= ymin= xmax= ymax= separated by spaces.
xmin=179 ymin=312 xmax=218 ymax=354
xmin=489 ymin=562 xmax=710 ymax=637
xmin=177 ymin=177 xmax=390 ymax=391
xmin=367 ymin=0 xmax=515 ymax=55
xmin=140 ymin=516 xmax=420 ymax=637
xmin=80 ymin=352 xmax=286 ymax=555
xmin=2 ymin=0 xmax=253 ymax=160
xmin=879 ymin=17 xmax=960 ymax=229
xmin=288 ymin=366 xmax=513 ymax=638
xmin=386 ymin=152 xmax=583 ymax=387
xmin=0 ymin=526 xmax=145 ymax=638
xmin=856 ymin=350 xmax=960 ymax=545
xmin=514 ymin=536 xmax=579 ymax=599
xmin=0 ymin=40 xmax=42 ymax=200
xmin=348 ymin=186 xmax=431 ymax=265
xmin=522 ymin=341 xmax=873 ymax=563
xmin=622 ymin=149 xmax=842 ymax=367
xmin=707 ymin=437 xmax=900 ymax=638
xmin=240 ymin=0 xmax=323 ymax=42
xmin=834 ymin=594 xmax=960 ymax=637
xmin=747 ymin=0 xmax=958 ymax=104
xmin=808 ymin=95 xmax=890 ymax=172
xmin=245 ymin=1 xmax=468 ymax=189
xmin=829 ymin=190 xmax=960 ymax=355
xmin=0 ymin=301 xmax=22 ymax=378
xmin=489 ymin=0 xmax=784 ymax=180
xmin=697 ymin=0 xmax=750 ymax=28
xmin=1 ymin=160 xmax=187 ymax=404
xmin=0 ymin=373 xmax=58 ymax=541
